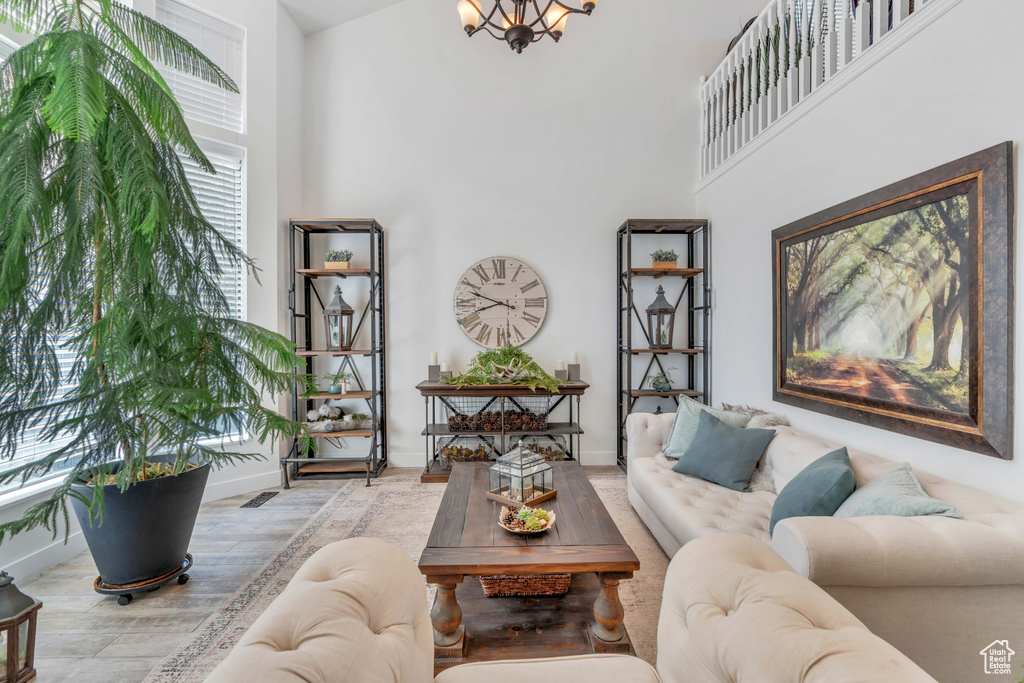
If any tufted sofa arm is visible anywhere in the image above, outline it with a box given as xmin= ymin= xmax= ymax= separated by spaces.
xmin=656 ymin=534 xmax=936 ymax=683
xmin=626 ymin=412 xmax=675 ymax=461
xmin=771 ymin=513 xmax=1024 ymax=588
xmin=206 ymin=538 xmax=434 ymax=683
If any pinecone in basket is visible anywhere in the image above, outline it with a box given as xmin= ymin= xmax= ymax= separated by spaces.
xmin=501 ymin=506 xmax=519 ymax=527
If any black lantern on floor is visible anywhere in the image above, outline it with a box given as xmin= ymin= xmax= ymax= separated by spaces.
xmin=0 ymin=572 xmax=41 ymax=683
xmin=323 ymin=285 xmax=354 ymax=352
xmin=646 ymin=285 xmax=676 ymax=350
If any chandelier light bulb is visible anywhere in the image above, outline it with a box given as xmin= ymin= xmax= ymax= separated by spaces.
xmin=457 ymin=0 xmax=482 ymax=32
xmin=545 ymin=5 xmax=568 ymax=37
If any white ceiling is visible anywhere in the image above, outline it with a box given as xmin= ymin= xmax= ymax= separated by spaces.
xmin=279 ymin=0 xmax=410 ymax=35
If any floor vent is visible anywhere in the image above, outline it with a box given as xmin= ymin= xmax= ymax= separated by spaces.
xmin=241 ymin=491 xmax=279 ymax=508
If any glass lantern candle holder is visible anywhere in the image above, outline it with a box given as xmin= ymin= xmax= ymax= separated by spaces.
xmin=0 ymin=572 xmax=41 ymax=683
xmin=487 ymin=441 xmax=556 ymax=507
xmin=646 ymin=285 xmax=676 ymax=350
xmin=323 ymin=285 xmax=355 ymax=352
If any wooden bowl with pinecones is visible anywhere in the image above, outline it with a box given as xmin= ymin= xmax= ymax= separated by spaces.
xmin=499 ymin=505 xmax=556 ymax=535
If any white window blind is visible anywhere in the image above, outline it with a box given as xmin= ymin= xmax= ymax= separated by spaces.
xmin=0 ymin=34 xmax=16 ymax=59
xmin=180 ymin=138 xmax=246 ymax=321
xmin=155 ymin=0 xmax=245 ymax=133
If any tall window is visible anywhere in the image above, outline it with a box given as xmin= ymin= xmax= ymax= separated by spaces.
xmin=155 ymin=0 xmax=245 ymax=133
xmin=181 ymin=139 xmax=247 ymax=321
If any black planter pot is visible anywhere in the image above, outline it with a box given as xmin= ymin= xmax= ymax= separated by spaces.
xmin=70 ymin=462 xmax=210 ymax=587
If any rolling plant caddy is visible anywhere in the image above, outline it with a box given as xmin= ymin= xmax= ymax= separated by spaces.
xmin=0 ymin=0 xmax=311 ymax=603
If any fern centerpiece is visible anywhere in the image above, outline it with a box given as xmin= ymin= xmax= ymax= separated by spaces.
xmin=0 ymin=0 xmax=311 ymax=587
xmin=443 ymin=345 xmax=564 ymax=393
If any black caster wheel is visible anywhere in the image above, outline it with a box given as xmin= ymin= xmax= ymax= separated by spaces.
xmin=177 ymin=573 xmax=190 ymax=585
xmin=117 ymin=594 xmax=133 ymax=606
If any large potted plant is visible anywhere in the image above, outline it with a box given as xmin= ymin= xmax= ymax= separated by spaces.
xmin=0 ymin=0 xmax=310 ymax=596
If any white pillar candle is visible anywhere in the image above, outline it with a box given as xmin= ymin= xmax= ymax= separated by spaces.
xmin=570 ymin=351 xmax=579 ymax=364
xmin=556 ymin=360 xmax=565 ymax=371
xmin=430 ymin=351 xmax=439 ymax=365
xmin=441 ymin=361 xmax=451 ymax=373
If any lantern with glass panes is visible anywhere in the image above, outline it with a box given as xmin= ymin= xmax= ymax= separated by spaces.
xmin=646 ymin=285 xmax=676 ymax=350
xmin=0 ymin=572 xmax=41 ymax=683
xmin=487 ymin=440 xmax=556 ymax=507
xmin=323 ymin=285 xmax=355 ymax=352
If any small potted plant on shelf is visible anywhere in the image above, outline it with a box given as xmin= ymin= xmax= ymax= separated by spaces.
xmin=325 ymin=249 xmax=354 ymax=270
xmin=350 ymin=413 xmax=372 ymax=430
xmin=649 ymin=367 xmax=678 ymax=393
xmin=324 ymin=369 xmax=353 ymax=395
xmin=651 ymin=249 xmax=678 ymax=270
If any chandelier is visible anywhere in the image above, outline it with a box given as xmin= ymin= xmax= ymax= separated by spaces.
xmin=457 ymin=0 xmax=598 ymax=54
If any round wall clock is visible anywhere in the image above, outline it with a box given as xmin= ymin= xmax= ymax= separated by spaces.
xmin=453 ymin=256 xmax=549 ymax=349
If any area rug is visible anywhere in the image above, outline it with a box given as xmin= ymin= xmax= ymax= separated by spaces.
xmin=145 ymin=471 xmax=669 ymax=681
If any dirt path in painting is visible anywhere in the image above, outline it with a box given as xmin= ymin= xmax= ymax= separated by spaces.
xmin=798 ymin=356 xmax=940 ymax=408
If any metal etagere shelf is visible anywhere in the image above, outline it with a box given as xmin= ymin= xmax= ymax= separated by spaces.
xmin=617 ymin=219 xmax=712 ymax=472
xmin=282 ymin=219 xmax=388 ymax=487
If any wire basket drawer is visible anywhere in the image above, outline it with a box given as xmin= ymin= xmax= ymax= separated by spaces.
xmin=443 ymin=395 xmax=550 ymax=432
xmin=516 ymin=435 xmax=568 ymax=461
xmin=437 ymin=436 xmax=498 ymax=470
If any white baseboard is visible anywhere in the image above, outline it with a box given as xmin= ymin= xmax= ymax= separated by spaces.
xmin=9 ymin=531 xmax=88 ymax=582
xmin=202 ymin=469 xmax=282 ymax=503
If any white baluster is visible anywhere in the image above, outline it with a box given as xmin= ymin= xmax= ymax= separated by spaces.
xmin=873 ymin=0 xmax=888 ymax=41
xmin=811 ymin=0 xmax=824 ymax=89
xmin=894 ymin=0 xmax=910 ymax=25
xmin=777 ymin=0 xmax=788 ymax=118
xmin=839 ymin=0 xmax=853 ymax=66
xmin=787 ymin=1 xmax=800 ymax=108
xmin=825 ymin=0 xmax=839 ymax=78
xmin=757 ymin=22 xmax=769 ymax=135
xmin=857 ymin=0 xmax=871 ymax=54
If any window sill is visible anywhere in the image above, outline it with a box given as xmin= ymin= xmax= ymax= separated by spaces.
xmin=0 ymin=432 xmax=255 ymax=513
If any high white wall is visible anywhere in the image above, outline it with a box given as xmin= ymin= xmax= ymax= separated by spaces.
xmin=302 ymin=0 xmax=766 ymax=467
xmin=696 ymin=0 xmax=1024 ymax=502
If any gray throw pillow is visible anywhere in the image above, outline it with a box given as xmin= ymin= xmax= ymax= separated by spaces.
xmin=672 ymin=411 xmax=776 ymax=491
xmin=834 ymin=463 xmax=963 ymax=519
xmin=769 ymin=448 xmax=856 ymax=535
xmin=664 ymin=396 xmax=751 ymax=458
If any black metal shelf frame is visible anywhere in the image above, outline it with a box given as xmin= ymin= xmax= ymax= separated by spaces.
xmin=616 ymin=220 xmax=712 ymax=472
xmin=284 ymin=219 xmax=388 ymax=487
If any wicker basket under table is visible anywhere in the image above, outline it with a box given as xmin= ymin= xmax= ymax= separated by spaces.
xmin=479 ymin=573 xmax=572 ymax=597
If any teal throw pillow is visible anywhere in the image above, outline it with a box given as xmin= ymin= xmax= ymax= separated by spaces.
xmin=834 ymin=463 xmax=963 ymax=519
xmin=663 ymin=396 xmax=751 ymax=458
xmin=769 ymin=448 xmax=856 ymax=535
xmin=671 ymin=411 xmax=776 ymax=491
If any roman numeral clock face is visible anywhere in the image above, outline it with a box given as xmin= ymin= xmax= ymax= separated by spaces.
xmin=454 ymin=257 xmax=549 ymax=349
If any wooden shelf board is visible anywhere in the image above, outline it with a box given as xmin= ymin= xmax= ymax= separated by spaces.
xmin=296 ymin=350 xmax=374 ymax=358
xmin=291 ymin=219 xmax=378 ymax=233
xmin=629 ymin=268 xmax=703 ymax=279
xmin=297 ymin=460 xmax=367 ymax=474
xmin=303 ymin=391 xmax=374 ymax=400
xmin=422 ymin=422 xmax=584 ymax=437
xmin=310 ymin=430 xmax=374 ymax=438
xmin=296 ymin=268 xmax=372 ymax=279
xmin=618 ymin=219 xmax=708 ymax=234
xmin=630 ymin=390 xmax=703 ymax=398
xmin=421 ymin=459 xmax=452 ymax=484
xmin=629 ymin=348 xmax=703 ymax=355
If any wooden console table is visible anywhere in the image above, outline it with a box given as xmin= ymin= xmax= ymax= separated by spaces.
xmin=417 ymin=381 xmax=590 ymax=483
xmin=418 ymin=462 xmax=639 ymax=672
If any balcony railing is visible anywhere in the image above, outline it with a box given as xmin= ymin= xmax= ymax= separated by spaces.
xmin=700 ymin=0 xmax=939 ymax=181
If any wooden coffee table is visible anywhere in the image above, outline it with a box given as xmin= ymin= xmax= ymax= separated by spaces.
xmin=418 ymin=462 xmax=640 ymax=670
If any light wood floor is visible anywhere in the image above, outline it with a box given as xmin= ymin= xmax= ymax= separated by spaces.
xmin=23 ymin=465 xmax=624 ymax=682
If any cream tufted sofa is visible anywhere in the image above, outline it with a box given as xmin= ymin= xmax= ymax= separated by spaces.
xmin=206 ymin=535 xmax=933 ymax=682
xmin=626 ymin=413 xmax=1024 ymax=683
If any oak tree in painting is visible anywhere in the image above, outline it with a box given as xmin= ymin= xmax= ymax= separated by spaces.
xmin=785 ymin=194 xmax=970 ymax=414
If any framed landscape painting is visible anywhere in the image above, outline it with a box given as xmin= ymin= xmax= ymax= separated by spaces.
xmin=772 ymin=143 xmax=1015 ymax=459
